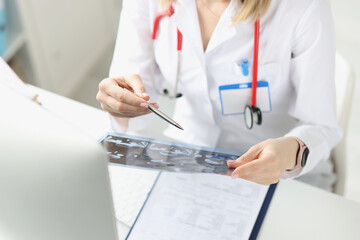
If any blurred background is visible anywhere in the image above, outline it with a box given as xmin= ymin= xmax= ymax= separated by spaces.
xmin=1 ymin=0 xmax=359 ymax=202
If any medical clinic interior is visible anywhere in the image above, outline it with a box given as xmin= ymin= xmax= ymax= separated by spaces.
xmin=1 ymin=0 xmax=360 ymax=239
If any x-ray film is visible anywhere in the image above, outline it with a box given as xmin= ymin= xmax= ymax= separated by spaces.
xmin=101 ymin=133 xmax=242 ymax=174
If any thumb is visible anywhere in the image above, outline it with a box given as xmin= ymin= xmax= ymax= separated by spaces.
xmin=126 ymin=74 xmax=150 ymax=101
xmin=227 ymin=145 xmax=261 ymax=168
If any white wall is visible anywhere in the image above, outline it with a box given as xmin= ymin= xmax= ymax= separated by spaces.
xmin=10 ymin=0 xmax=121 ymax=97
xmin=328 ymin=0 xmax=360 ymax=202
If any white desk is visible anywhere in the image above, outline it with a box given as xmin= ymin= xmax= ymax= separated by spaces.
xmin=30 ymin=85 xmax=360 ymax=240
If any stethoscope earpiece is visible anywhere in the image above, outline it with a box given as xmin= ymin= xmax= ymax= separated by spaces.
xmin=244 ymin=105 xmax=262 ymax=130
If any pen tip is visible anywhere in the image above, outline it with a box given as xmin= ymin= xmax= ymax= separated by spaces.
xmin=177 ymin=125 xmax=184 ymax=130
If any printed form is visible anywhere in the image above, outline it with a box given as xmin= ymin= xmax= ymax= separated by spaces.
xmin=127 ymin=172 xmax=269 ymax=240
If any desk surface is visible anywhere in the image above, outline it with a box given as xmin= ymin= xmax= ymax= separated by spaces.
xmin=30 ymin=85 xmax=360 ymax=240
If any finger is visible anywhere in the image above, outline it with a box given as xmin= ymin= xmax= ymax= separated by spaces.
xmin=225 ymin=168 xmax=235 ymax=176
xmin=149 ymin=102 xmax=160 ymax=109
xmin=99 ymin=93 xmax=147 ymax=115
xmin=101 ymin=103 xmax=125 ymax=118
xmin=227 ymin=145 xmax=262 ymax=168
xmin=106 ymin=96 xmax=150 ymax=114
xmin=110 ymin=111 xmax=150 ymax=118
xmin=99 ymin=77 xmax=131 ymax=97
xmin=105 ymin=83 xmax=148 ymax=108
xmin=99 ymin=78 xmax=129 ymax=102
xmin=231 ymin=159 xmax=262 ymax=179
xmin=98 ymin=89 xmax=150 ymax=117
xmin=102 ymin=102 xmax=150 ymax=118
xmin=104 ymin=77 xmax=129 ymax=88
xmin=231 ymin=157 xmax=281 ymax=185
xmin=123 ymin=74 xmax=150 ymax=101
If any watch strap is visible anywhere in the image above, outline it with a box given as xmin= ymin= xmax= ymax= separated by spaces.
xmin=286 ymin=137 xmax=307 ymax=172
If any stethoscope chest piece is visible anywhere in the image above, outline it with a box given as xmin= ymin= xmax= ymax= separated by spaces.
xmin=243 ymin=18 xmax=263 ymax=130
xmin=244 ymin=105 xmax=262 ymax=129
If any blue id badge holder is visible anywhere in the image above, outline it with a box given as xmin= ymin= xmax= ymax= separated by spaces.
xmin=219 ymin=81 xmax=272 ymax=116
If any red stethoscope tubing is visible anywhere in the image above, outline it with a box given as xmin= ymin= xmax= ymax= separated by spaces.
xmin=251 ymin=19 xmax=260 ymax=107
xmin=152 ymin=7 xmax=260 ymax=107
xmin=152 ymin=6 xmax=183 ymax=51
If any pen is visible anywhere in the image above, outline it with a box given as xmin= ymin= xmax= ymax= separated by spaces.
xmin=124 ymin=88 xmax=184 ymax=130
xmin=147 ymin=104 xmax=184 ymax=130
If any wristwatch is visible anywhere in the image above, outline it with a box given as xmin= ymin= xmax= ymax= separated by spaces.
xmin=294 ymin=137 xmax=309 ymax=169
xmin=287 ymin=137 xmax=309 ymax=172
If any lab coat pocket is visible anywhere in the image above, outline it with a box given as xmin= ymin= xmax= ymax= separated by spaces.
xmin=232 ymin=60 xmax=251 ymax=83
xmin=220 ymin=62 xmax=279 ymax=115
xmin=258 ymin=62 xmax=280 ymax=84
xmin=231 ymin=61 xmax=279 ymax=83
xmin=257 ymin=62 xmax=280 ymax=111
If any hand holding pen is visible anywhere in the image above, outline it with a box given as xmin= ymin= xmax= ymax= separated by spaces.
xmin=97 ymin=74 xmax=183 ymax=130
xmin=97 ymin=74 xmax=158 ymax=118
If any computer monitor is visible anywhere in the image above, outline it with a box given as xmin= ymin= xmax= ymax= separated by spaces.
xmin=0 ymin=85 xmax=118 ymax=240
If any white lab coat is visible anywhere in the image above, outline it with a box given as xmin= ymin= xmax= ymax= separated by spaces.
xmin=109 ymin=0 xmax=342 ymax=188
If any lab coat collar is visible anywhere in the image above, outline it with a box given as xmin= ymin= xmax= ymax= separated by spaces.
xmin=171 ymin=0 xmax=205 ymax=69
xmin=205 ymin=0 xmax=242 ymax=54
xmin=171 ymin=0 xmax=246 ymax=62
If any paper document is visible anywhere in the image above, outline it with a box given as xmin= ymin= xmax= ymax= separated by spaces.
xmin=127 ymin=172 xmax=269 ymax=240
xmin=0 ymin=57 xmax=38 ymax=101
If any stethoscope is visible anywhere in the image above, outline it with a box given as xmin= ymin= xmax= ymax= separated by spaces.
xmin=244 ymin=18 xmax=262 ymax=130
xmin=151 ymin=6 xmax=262 ymax=129
xmin=151 ymin=6 xmax=183 ymax=99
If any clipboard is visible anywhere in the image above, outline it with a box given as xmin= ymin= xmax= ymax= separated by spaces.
xmin=124 ymin=172 xmax=277 ymax=240
xmin=249 ymin=183 xmax=278 ymax=240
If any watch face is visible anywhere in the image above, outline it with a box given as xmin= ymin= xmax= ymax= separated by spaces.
xmin=244 ymin=105 xmax=253 ymax=129
xmin=301 ymin=147 xmax=309 ymax=167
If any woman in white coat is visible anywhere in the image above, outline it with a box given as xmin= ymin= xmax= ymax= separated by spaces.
xmin=97 ymin=0 xmax=342 ymax=190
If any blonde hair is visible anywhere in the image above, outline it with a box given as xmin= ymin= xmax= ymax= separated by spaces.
xmin=159 ymin=0 xmax=272 ymax=23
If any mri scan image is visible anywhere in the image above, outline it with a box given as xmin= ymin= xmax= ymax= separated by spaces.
xmin=101 ymin=133 xmax=241 ymax=174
